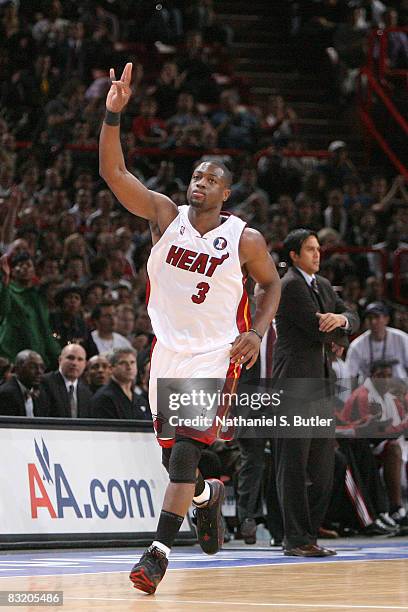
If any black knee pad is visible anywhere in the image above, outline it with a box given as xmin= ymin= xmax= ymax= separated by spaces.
xmin=168 ymin=438 xmax=203 ymax=484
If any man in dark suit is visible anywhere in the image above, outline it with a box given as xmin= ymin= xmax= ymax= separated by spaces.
xmin=0 ymin=350 xmax=45 ymax=416
xmin=273 ymin=228 xmax=359 ymax=557
xmin=39 ymin=343 xmax=92 ymax=417
xmin=90 ymin=348 xmax=151 ymax=420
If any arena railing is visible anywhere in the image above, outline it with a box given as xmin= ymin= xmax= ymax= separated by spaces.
xmin=367 ymin=26 xmax=408 ymax=84
xmin=393 ymin=248 xmax=408 ymax=304
xmin=359 ymin=28 xmax=408 ymax=178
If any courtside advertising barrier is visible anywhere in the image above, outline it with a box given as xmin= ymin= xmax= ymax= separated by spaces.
xmin=0 ymin=419 xmax=195 ymax=547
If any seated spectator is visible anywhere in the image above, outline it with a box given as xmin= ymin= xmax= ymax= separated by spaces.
xmin=115 ymin=304 xmax=136 ymax=341
xmin=86 ymin=189 xmax=114 ymax=228
xmin=63 ymin=254 xmax=88 ymax=286
xmin=68 ymin=188 xmax=94 ymax=229
xmin=374 ymin=8 xmax=408 ymax=69
xmin=0 ymin=350 xmax=45 ymax=416
xmin=83 ymin=281 xmax=106 ymax=318
xmin=338 ymin=359 xmax=408 ymax=529
xmin=135 ymin=355 xmax=151 ymax=414
xmin=346 ymin=302 xmax=408 ymax=384
xmin=177 ymin=30 xmax=219 ymax=103
xmin=369 ymin=225 xmax=408 ymax=281
xmin=0 ymin=356 xmax=12 ymax=386
xmin=131 ymin=97 xmax=167 ymax=146
xmin=39 ymin=343 xmax=91 ymax=418
xmin=86 ymin=354 xmax=111 ymax=394
xmin=86 ymin=300 xmax=133 ymax=355
xmin=319 ymin=141 xmax=357 ymax=189
xmin=323 ymin=189 xmax=348 ymax=239
xmin=227 ymin=168 xmax=269 ymax=211
xmin=211 ymin=90 xmax=259 ymax=150
xmin=262 ymin=95 xmax=298 ymax=146
xmin=145 ymin=161 xmax=183 ymax=194
xmin=90 ymin=348 xmax=151 ymax=420
xmin=0 ymin=252 xmax=60 ymax=369
xmin=50 ymin=285 xmax=89 ymax=348
xmin=166 ymin=91 xmax=203 ymax=133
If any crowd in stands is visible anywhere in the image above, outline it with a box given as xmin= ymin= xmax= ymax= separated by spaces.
xmin=0 ymin=0 xmax=408 ymax=541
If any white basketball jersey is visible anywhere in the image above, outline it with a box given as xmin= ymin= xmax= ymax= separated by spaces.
xmin=147 ymin=205 xmax=250 ymax=353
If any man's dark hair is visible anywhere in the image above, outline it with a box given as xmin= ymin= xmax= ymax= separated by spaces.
xmin=283 ymin=229 xmax=318 ymax=264
xmin=92 ymin=300 xmax=115 ymax=321
xmin=370 ymin=359 xmax=398 ymax=375
xmin=84 ymin=281 xmax=106 ymax=299
xmin=9 ymin=251 xmax=32 ymax=268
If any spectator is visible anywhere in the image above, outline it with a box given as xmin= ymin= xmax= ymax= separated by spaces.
xmin=87 ymin=300 xmax=133 ymax=355
xmin=85 ymin=354 xmax=111 ymax=394
xmin=211 ymin=90 xmax=259 ymax=150
xmin=320 ymin=141 xmax=357 ymax=189
xmin=50 ymin=285 xmax=89 ymax=348
xmin=346 ymin=302 xmax=408 ymax=383
xmin=39 ymin=343 xmax=92 ymax=418
xmin=323 ymin=189 xmax=348 ymax=239
xmin=0 ymin=350 xmax=45 ymax=416
xmin=132 ymin=97 xmax=167 ymax=146
xmin=339 ymin=359 xmax=408 ymax=530
xmin=90 ymin=348 xmax=150 ymax=420
xmin=0 ymin=356 xmax=12 ymax=386
xmin=0 ymin=252 xmax=60 ymax=369
xmin=83 ymin=281 xmax=106 ymax=317
xmin=115 ymin=304 xmax=135 ymax=341
xmin=228 ymin=168 xmax=269 ymax=211
xmin=262 ymin=95 xmax=298 ymax=146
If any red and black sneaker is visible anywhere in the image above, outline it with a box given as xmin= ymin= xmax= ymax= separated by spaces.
xmin=129 ymin=545 xmax=168 ymax=594
xmin=193 ymin=478 xmax=225 ymax=555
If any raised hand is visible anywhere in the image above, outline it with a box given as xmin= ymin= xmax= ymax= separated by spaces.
xmin=106 ymin=63 xmax=133 ymax=113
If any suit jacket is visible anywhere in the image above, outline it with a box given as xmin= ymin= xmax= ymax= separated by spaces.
xmin=39 ymin=371 xmax=92 ymax=418
xmin=0 ymin=376 xmax=42 ymax=416
xmin=273 ymin=267 xmax=359 ymax=379
xmin=90 ymin=379 xmax=152 ymax=421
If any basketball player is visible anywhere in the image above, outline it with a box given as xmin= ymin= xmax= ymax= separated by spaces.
xmin=99 ymin=63 xmax=281 ymax=594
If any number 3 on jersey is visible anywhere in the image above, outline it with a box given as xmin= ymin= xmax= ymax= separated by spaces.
xmin=192 ymin=282 xmax=210 ymax=304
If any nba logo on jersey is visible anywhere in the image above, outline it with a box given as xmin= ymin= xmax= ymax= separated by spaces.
xmin=213 ymin=237 xmax=227 ymax=250
xmin=180 ymin=226 xmax=185 ymax=235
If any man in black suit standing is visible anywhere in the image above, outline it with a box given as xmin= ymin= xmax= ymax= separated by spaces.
xmin=0 ymin=350 xmax=45 ymax=416
xmin=39 ymin=343 xmax=92 ymax=417
xmin=273 ymin=229 xmax=359 ymax=556
xmin=90 ymin=348 xmax=151 ymax=420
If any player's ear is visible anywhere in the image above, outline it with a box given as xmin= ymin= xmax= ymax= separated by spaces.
xmin=222 ymin=188 xmax=231 ymax=203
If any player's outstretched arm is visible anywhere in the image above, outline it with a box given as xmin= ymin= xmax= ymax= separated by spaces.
xmin=99 ymin=63 xmax=177 ymax=229
xmin=231 ymin=229 xmax=281 ymax=369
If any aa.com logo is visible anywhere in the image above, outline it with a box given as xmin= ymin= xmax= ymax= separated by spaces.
xmin=28 ymin=438 xmax=155 ymax=520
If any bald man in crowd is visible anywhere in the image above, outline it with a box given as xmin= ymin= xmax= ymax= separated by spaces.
xmin=39 ymin=343 xmax=92 ymax=417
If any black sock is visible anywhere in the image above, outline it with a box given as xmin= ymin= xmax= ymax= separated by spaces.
xmin=155 ymin=510 xmax=184 ymax=548
xmin=194 ymin=471 xmax=205 ymax=497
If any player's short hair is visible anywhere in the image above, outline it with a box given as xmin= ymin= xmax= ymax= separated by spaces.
xmin=194 ymin=159 xmax=233 ymax=187
xmin=283 ymin=228 xmax=318 ymax=264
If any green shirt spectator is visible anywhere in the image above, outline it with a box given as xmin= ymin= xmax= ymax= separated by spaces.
xmin=0 ymin=252 xmax=60 ymax=370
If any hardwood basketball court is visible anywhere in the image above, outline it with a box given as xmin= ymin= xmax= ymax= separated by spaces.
xmin=1 ymin=541 xmax=407 ymax=611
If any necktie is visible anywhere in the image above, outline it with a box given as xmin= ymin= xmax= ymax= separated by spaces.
xmin=68 ymin=384 xmax=77 ymax=418
xmin=311 ymin=277 xmax=319 ymax=295
xmin=311 ymin=277 xmax=324 ymax=311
